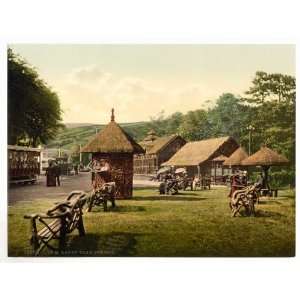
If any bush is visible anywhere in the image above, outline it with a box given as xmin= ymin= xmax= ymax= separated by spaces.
xmin=269 ymin=168 xmax=295 ymax=188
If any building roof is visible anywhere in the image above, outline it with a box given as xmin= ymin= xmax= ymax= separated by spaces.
xmin=147 ymin=135 xmax=185 ymax=154
xmin=143 ymin=129 xmax=158 ymax=142
xmin=81 ymin=109 xmax=145 ymax=154
xmin=162 ymin=136 xmax=237 ymax=166
xmin=223 ymin=147 xmax=248 ymax=166
xmin=212 ymin=154 xmax=228 ymax=162
xmin=241 ymin=146 xmax=289 ymax=166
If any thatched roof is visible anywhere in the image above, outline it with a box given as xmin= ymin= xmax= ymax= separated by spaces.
xmin=147 ymin=135 xmax=185 ymax=154
xmin=223 ymin=147 xmax=248 ymax=166
xmin=162 ymin=136 xmax=237 ymax=166
xmin=81 ymin=110 xmax=145 ymax=154
xmin=212 ymin=154 xmax=228 ymax=162
xmin=241 ymin=146 xmax=289 ymax=166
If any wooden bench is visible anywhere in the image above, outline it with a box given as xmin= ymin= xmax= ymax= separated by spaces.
xmin=24 ymin=190 xmax=88 ymax=256
xmin=192 ymin=177 xmax=211 ymax=190
xmin=230 ymin=184 xmax=259 ymax=217
xmin=87 ymin=182 xmax=116 ymax=212
xmin=260 ymin=188 xmax=278 ymax=197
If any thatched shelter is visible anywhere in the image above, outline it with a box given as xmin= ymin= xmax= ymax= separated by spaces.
xmin=81 ymin=109 xmax=144 ymax=199
xmin=162 ymin=136 xmax=239 ymax=178
xmin=134 ymin=133 xmax=186 ymax=175
xmin=223 ymin=147 xmax=248 ymax=167
xmin=241 ymin=146 xmax=289 ymax=190
xmin=241 ymin=146 xmax=288 ymax=167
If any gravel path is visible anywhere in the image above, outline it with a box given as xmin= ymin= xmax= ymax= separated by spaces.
xmin=8 ymin=172 xmax=159 ymax=205
xmin=8 ymin=172 xmax=92 ymax=205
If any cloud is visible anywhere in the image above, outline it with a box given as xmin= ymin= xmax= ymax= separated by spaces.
xmin=56 ymin=66 xmax=219 ymax=123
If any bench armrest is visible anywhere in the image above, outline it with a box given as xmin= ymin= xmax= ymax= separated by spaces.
xmin=24 ymin=214 xmax=39 ymax=219
xmin=24 ymin=211 xmax=69 ymax=220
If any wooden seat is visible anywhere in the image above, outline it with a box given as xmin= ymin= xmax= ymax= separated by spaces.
xmin=87 ymin=182 xmax=116 ymax=212
xmin=24 ymin=190 xmax=88 ymax=256
xmin=260 ymin=188 xmax=278 ymax=197
xmin=38 ymin=219 xmax=62 ymax=239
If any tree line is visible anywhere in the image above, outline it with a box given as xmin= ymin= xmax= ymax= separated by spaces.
xmin=148 ymin=71 xmax=295 ymax=186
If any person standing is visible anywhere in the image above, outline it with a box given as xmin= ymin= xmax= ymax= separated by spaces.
xmin=54 ymin=162 xmax=61 ymax=186
xmin=45 ymin=160 xmax=56 ymax=187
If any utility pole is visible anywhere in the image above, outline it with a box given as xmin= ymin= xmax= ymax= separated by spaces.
xmin=246 ymin=125 xmax=255 ymax=155
xmin=79 ymin=144 xmax=82 ymax=164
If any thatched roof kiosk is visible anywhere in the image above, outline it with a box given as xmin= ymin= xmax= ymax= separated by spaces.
xmin=241 ymin=146 xmax=289 ymax=167
xmin=81 ymin=109 xmax=145 ymax=199
xmin=241 ymin=146 xmax=289 ymax=190
xmin=162 ymin=136 xmax=239 ymax=177
xmin=223 ymin=147 xmax=248 ymax=167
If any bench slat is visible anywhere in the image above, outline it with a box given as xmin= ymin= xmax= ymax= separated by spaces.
xmin=38 ymin=219 xmax=62 ymax=238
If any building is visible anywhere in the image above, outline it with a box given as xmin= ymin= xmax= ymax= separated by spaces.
xmin=133 ymin=131 xmax=186 ymax=175
xmin=211 ymin=154 xmax=230 ymax=184
xmin=162 ymin=136 xmax=239 ymax=178
xmin=81 ymin=109 xmax=145 ymax=199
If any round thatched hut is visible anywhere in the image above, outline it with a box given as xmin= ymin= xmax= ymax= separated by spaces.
xmin=241 ymin=145 xmax=289 ymax=189
xmin=223 ymin=147 xmax=248 ymax=168
xmin=81 ymin=109 xmax=145 ymax=199
xmin=241 ymin=146 xmax=289 ymax=167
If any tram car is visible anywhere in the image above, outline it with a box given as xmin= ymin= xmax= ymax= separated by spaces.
xmin=8 ymin=145 xmax=41 ymax=184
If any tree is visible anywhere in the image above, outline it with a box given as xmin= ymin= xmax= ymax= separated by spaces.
xmin=207 ymin=93 xmax=252 ymax=147
xmin=165 ymin=112 xmax=184 ymax=135
xmin=8 ymin=48 xmax=64 ymax=147
xmin=244 ymin=71 xmax=296 ymax=104
xmin=178 ymin=109 xmax=210 ymax=141
xmin=242 ymin=72 xmax=295 ymax=154
xmin=243 ymin=71 xmax=295 ymax=186
xmin=149 ymin=110 xmax=167 ymax=136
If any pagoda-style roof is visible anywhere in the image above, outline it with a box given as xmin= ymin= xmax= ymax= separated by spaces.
xmin=241 ymin=146 xmax=289 ymax=166
xmin=143 ymin=129 xmax=158 ymax=143
xmin=223 ymin=147 xmax=248 ymax=166
xmin=81 ymin=109 xmax=145 ymax=154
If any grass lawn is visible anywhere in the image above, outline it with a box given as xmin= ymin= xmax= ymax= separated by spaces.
xmin=8 ymin=187 xmax=295 ymax=257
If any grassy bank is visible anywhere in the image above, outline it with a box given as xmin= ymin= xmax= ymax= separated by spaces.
xmin=8 ymin=187 xmax=295 ymax=257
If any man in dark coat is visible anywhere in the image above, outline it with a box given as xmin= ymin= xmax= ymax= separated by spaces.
xmin=54 ymin=162 xmax=61 ymax=186
xmin=45 ymin=160 xmax=56 ymax=187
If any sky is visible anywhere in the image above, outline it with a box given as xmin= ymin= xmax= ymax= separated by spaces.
xmin=9 ymin=44 xmax=295 ymax=124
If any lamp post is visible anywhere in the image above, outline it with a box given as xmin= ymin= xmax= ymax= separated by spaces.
xmin=79 ymin=144 xmax=82 ymax=164
xmin=246 ymin=125 xmax=255 ymax=155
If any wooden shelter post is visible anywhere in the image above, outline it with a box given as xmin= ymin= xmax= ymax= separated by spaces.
xmin=214 ymin=161 xmax=216 ymax=184
xmin=262 ymin=165 xmax=270 ymax=190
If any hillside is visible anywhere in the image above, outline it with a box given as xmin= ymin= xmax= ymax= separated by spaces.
xmin=46 ymin=121 xmax=152 ymax=150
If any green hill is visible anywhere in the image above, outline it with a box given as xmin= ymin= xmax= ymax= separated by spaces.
xmin=46 ymin=121 xmax=152 ymax=150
